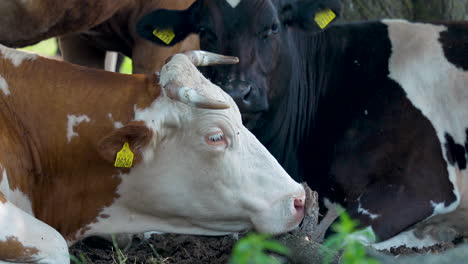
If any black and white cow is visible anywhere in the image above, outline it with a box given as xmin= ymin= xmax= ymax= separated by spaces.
xmin=137 ymin=0 xmax=468 ymax=247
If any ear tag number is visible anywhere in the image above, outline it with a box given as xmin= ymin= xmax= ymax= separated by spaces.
xmin=114 ymin=142 xmax=134 ymax=168
xmin=152 ymin=28 xmax=176 ymax=44
xmin=314 ymin=9 xmax=336 ymax=29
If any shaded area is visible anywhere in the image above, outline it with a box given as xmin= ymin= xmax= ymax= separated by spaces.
xmin=341 ymin=0 xmax=468 ymax=21
xmin=69 ymin=234 xmax=468 ymax=264
xmin=69 ymin=234 xmax=236 ymax=264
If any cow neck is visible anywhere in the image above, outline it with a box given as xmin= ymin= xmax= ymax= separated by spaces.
xmin=254 ymin=22 xmax=391 ymax=191
xmin=1 ymin=56 xmax=160 ymax=240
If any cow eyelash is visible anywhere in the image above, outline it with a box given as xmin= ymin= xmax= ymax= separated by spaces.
xmin=208 ymin=133 xmax=225 ymax=142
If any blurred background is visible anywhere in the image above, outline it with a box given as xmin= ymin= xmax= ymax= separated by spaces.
xmin=21 ymin=0 xmax=468 ymax=75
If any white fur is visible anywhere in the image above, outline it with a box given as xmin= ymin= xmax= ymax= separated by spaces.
xmin=385 ymin=19 xmax=468 ymax=219
xmin=66 ymin=114 xmax=91 ymax=143
xmin=0 ymin=45 xmax=37 ymax=67
xmin=225 ymin=0 xmax=241 ymax=8
xmin=0 ymin=199 xmax=69 ymax=263
xmin=372 ymin=229 xmax=438 ymax=250
xmin=357 ymin=198 xmax=380 ymax=220
xmin=0 ymin=168 xmax=33 ymax=215
xmin=114 ymin=122 xmax=123 ymax=129
xmin=76 ymin=54 xmax=304 ymax=242
xmin=108 ymin=113 xmax=124 ymax=128
xmin=430 ymin=201 xmax=456 ymax=216
xmin=0 ymin=75 xmax=10 ymax=95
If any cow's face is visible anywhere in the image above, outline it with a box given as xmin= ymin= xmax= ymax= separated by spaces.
xmin=98 ymin=53 xmax=305 ymax=235
xmin=137 ymin=0 xmax=342 ymax=127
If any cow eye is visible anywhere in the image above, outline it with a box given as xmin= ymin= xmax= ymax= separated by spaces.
xmin=260 ymin=23 xmax=280 ymax=39
xmin=271 ymin=23 xmax=279 ymax=34
xmin=206 ymin=131 xmax=227 ymax=146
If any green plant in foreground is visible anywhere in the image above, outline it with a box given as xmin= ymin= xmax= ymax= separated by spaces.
xmin=322 ymin=208 xmax=379 ymax=264
xmin=111 ymin=234 xmax=129 ymax=264
xmin=70 ymin=252 xmax=87 ymax=264
xmin=230 ymin=233 xmax=289 ymax=264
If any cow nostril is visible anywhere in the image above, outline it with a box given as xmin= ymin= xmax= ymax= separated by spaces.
xmin=294 ymin=198 xmax=305 ymax=210
xmin=242 ymin=85 xmax=253 ymax=102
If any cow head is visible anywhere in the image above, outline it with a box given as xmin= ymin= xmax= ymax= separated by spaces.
xmin=136 ymin=0 xmax=342 ymax=127
xmin=97 ymin=51 xmax=305 ymax=235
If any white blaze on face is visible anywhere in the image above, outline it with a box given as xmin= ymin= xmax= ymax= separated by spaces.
xmin=0 ymin=75 xmax=10 ymax=96
xmin=0 ymin=44 xmax=37 ymax=67
xmin=66 ymin=114 xmax=91 ymax=143
xmin=79 ymin=54 xmax=304 ymax=239
xmin=226 ymin=0 xmax=242 ymax=8
xmin=384 ymin=20 xmax=468 ymax=216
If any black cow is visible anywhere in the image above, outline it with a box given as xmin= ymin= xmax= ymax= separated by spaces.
xmin=137 ymin=0 xmax=468 ymax=247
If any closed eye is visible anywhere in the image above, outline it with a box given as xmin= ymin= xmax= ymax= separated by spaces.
xmin=206 ymin=131 xmax=227 ymax=146
xmin=209 ymin=133 xmax=224 ymax=142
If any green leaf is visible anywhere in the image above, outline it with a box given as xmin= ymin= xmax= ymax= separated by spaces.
xmin=262 ymin=240 xmax=290 ymax=255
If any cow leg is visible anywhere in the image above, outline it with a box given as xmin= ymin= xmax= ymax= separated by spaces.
xmin=0 ymin=192 xmax=69 ymax=264
xmin=346 ymin=182 xmax=435 ymax=241
xmin=58 ymin=33 xmax=106 ymax=70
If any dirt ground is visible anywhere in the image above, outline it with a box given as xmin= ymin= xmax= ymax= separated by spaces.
xmin=69 ymin=233 xmax=462 ymax=264
xmin=69 ymin=234 xmax=237 ymax=264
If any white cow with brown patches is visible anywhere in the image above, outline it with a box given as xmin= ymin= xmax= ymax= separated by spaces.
xmin=0 ymin=46 xmax=305 ymax=263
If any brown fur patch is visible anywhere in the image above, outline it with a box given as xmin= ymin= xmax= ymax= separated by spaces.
xmin=0 ymin=192 xmax=6 ymax=204
xmin=0 ymin=52 xmax=159 ymax=242
xmin=0 ymin=236 xmax=39 ymax=261
xmin=97 ymin=121 xmax=153 ymax=165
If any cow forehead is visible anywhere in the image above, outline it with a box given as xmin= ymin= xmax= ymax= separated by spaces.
xmin=206 ymin=0 xmax=278 ymax=31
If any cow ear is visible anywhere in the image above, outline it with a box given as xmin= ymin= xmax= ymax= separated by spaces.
xmin=136 ymin=1 xmax=201 ymax=47
xmin=280 ymin=0 xmax=342 ymax=33
xmin=97 ymin=122 xmax=153 ymax=166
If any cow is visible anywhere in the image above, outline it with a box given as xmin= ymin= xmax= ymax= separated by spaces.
xmin=0 ymin=0 xmax=199 ymax=73
xmin=0 ymin=46 xmax=306 ymax=263
xmin=137 ymin=0 xmax=468 ymax=248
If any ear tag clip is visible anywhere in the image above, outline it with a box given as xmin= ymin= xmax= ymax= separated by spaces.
xmin=114 ymin=142 xmax=134 ymax=168
xmin=314 ymin=9 xmax=336 ymax=29
xmin=152 ymin=28 xmax=176 ymax=44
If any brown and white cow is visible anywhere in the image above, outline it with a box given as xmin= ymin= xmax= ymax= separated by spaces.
xmin=0 ymin=0 xmax=199 ymax=73
xmin=0 ymin=46 xmax=306 ymax=263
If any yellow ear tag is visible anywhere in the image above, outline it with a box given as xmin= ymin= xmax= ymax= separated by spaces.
xmin=314 ymin=9 xmax=336 ymax=29
xmin=114 ymin=142 xmax=134 ymax=168
xmin=152 ymin=28 xmax=176 ymax=45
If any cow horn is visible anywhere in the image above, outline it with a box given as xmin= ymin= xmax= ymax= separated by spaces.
xmin=183 ymin=51 xmax=239 ymax=66
xmin=164 ymin=81 xmax=230 ymax=110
